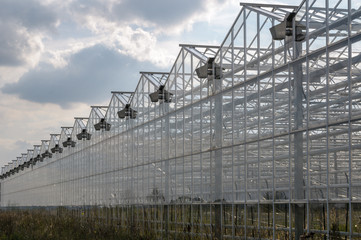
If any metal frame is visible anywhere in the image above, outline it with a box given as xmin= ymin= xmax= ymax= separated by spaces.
xmin=1 ymin=1 xmax=361 ymax=239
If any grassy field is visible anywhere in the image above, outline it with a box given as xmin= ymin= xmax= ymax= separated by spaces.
xmin=0 ymin=204 xmax=359 ymax=239
xmin=0 ymin=208 xmax=155 ymax=240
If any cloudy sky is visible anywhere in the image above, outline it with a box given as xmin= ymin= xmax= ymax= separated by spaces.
xmin=0 ymin=0 xmax=293 ymax=167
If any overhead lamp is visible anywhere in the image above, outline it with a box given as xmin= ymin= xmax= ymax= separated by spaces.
xmin=51 ymin=144 xmax=63 ymax=153
xmin=34 ymin=154 xmax=43 ymax=163
xmin=94 ymin=118 xmax=111 ymax=131
xmin=25 ymin=159 xmax=32 ymax=168
xmin=117 ymin=104 xmax=137 ymax=119
xmin=63 ymin=137 xmax=76 ymax=148
xmin=149 ymin=85 xmax=173 ymax=103
xmin=41 ymin=150 xmax=53 ymax=159
xmin=195 ymin=57 xmax=223 ymax=80
xmin=77 ymin=129 xmax=91 ymax=140
xmin=269 ymin=12 xmax=305 ymax=42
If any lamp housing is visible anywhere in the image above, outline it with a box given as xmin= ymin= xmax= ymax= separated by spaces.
xmin=35 ymin=154 xmax=43 ymax=163
xmin=77 ymin=129 xmax=91 ymax=140
xmin=117 ymin=104 xmax=137 ymax=119
xmin=269 ymin=12 xmax=305 ymax=42
xmin=41 ymin=150 xmax=53 ymax=159
xmin=149 ymin=85 xmax=173 ymax=103
xmin=51 ymin=144 xmax=63 ymax=153
xmin=195 ymin=57 xmax=223 ymax=80
xmin=94 ymin=118 xmax=111 ymax=131
xmin=25 ymin=159 xmax=31 ymax=168
xmin=63 ymin=137 xmax=76 ymax=148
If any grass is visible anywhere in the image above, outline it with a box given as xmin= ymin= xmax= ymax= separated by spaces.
xmin=0 ymin=208 xmax=156 ymax=240
xmin=0 ymin=204 xmax=360 ymax=239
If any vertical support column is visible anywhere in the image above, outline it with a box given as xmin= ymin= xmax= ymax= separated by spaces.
xmin=293 ymin=40 xmax=304 ymax=239
xmin=214 ymin=67 xmax=223 ymax=240
xmin=129 ymin=119 xmax=135 ymax=229
xmin=347 ymin=1 xmax=353 ymax=237
xmin=164 ymin=103 xmax=170 ymax=237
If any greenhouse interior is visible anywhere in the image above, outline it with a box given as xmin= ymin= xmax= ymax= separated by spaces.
xmin=1 ymin=0 xmax=361 ymax=239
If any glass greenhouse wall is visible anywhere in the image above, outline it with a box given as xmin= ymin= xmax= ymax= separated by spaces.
xmin=1 ymin=1 xmax=361 ymax=239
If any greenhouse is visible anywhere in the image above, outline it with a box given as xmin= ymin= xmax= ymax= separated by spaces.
xmin=1 ymin=0 xmax=361 ymax=239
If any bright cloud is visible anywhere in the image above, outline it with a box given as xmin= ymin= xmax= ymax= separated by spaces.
xmin=0 ymin=0 xmax=58 ymax=68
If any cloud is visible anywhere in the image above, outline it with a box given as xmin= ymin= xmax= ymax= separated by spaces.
xmin=0 ymin=0 xmax=58 ymax=32
xmin=52 ymin=0 xmax=235 ymax=70
xmin=1 ymin=44 xmax=161 ymax=107
xmin=111 ymin=0 xmax=205 ymax=27
xmin=0 ymin=0 xmax=58 ymax=67
xmin=68 ymin=0 xmax=225 ymax=34
xmin=0 ymin=138 xmax=33 ymax=166
xmin=14 ymin=140 xmax=31 ymax=151
xmin=0 ymin=22 xmax=43 ymax=67
xmin=0 ymin=92 xmax=94 ymax=165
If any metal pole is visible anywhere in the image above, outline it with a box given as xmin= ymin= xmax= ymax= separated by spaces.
xmin=293 ymin=36 xmax=304 ymax=240
xmin=164 ymin=102 xmax=170 ymax=237
xmin=214 ymin=66 xmax=223 ymax=240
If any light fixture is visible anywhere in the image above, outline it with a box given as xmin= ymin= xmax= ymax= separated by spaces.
xmin=149 ymin=85 xmax=173 ymax=103
xmin=63 ymin=137 xmax=76 ymax=148
xmin=25 ymin=159 xmax=32 ymax=168
xmin=195 ymin=57 xmax=223 ymax=80
xmin=269 ymin=12 xmax=305 ymax=42
xmin=51 ymin=144 xmax=63 ymax=153
xmin=77 ymin=129 xmax=91 ymax=140
xmin=94 ymin=118 xmax=111 ymax=131
xmin=41 ymin=150 xmax=53 ymax=159
xmin=34 ymin=154 xmax=43 ymax=163
xmin=117 ymin=104 xmax=137 ymax=119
